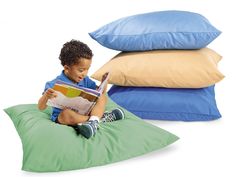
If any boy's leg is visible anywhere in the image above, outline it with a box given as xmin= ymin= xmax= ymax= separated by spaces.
xmin=57 ymin=109 xmax=89 ymax=125
xmin=57 ymin=94 xmax=125 ymax=139
xmin=90 ymin=93 xmax=125 ymax=122
xmin=90 ymin=93 xmax=107 ymax=119
xmin=74 ymin=93 xmax=107 ymax=139
xmin=76 ymin=94 xmax=125 ymax=139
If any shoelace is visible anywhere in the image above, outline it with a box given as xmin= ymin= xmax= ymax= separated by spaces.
xmin=103 ymin=112 xmax=116 ymax=122
xmin=89 ymin=120 xmax=99 ymax=131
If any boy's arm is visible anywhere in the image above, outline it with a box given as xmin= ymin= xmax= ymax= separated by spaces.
xmin=96 ymin=82 xmax=108 ymax=94
xmin=96 ymin=72 xmax=109 ymax=94
xmin=102 ymin=82 xmax=108 ymax=94
xmin=38 ymin=88 xmax=57 ymax=110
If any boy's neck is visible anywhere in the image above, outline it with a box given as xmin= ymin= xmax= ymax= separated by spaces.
xmin=63 ymin=70 xmax=78 ymax=84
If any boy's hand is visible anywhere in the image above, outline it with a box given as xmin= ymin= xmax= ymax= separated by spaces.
xmin=97 ymin=72 xmax=109 ymax=93
xmin=44 ymin=88 xmax=57 ymax=99
xmin=101 ymin=72 xmax=109 ymax=82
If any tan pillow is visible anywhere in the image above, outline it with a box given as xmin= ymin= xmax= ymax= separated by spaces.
xmin=91 ymin=48 xmax=224 ymax=88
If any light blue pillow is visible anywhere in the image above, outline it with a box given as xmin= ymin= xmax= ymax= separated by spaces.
xmin=108 ymin=85 xmax=221 ymax=121
xmin=89 ymin=10 xmax=221 ymax=51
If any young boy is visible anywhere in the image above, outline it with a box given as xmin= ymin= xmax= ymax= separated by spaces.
xmin=38 ymin=39 xmax=124 ymax=139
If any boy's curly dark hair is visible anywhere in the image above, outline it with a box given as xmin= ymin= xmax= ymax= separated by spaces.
xmin=59 ymin=39 xmax=93 ymax=66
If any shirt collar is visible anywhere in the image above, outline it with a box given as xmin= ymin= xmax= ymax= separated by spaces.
xmin=57 ymin=70 xmax=85 ymax=86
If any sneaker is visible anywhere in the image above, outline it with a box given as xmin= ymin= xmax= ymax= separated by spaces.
xmin=101 ymin=108 xmax=125 ymax=123
xmin=75 ymin=120 xmax=99 ymax=139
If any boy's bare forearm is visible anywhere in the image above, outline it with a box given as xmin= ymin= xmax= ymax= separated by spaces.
xmin=38 ymin=88 xmax=57 ymax=110
xmin=38 ymin=94 xmax=49 ymax=110
xmin=102 ymin=83 xmax=108 ymax=94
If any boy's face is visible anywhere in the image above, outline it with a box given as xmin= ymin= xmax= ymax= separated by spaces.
xmin=64 ymin=58 xmax=92 ymax=83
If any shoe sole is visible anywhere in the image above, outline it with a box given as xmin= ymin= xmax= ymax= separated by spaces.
xmin=79 ymin=125 xmax=93 ymax=139
xmin=114 ymin=108 xmax=125 ymax=120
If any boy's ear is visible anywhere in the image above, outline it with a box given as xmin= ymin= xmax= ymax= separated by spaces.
xmin=64 ymin=65 xmax=69 ymax=71
xmin=63 ymin=65 xmax=70 ymax=75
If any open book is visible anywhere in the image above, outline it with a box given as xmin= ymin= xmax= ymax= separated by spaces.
xmin=47 ymin=72 xmax=109 ymax=115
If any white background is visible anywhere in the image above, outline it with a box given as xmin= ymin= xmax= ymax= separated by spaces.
xmin=0 ymin=0 xmax=235 ymax=176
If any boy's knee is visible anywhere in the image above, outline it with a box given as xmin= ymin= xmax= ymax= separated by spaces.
xmin=59 ymin=109 xmax=77 ymax=125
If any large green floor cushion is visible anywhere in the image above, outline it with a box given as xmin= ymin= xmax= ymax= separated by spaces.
xmin=4 ymin=97 xmax=178 ymax=172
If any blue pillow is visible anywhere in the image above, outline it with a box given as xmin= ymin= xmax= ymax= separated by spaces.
xmin=89 ymin=10 xmax=221 ymax=51
xmin=108 ymin=85 xmax=221 ymax=121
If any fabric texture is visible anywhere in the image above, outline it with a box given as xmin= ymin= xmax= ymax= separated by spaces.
xmin=4 ymin=97 xmax=178 ymax=172
xmin=89 ymin=10 xmax=221 ymax=51
xmin=91 ymin=48 xmax=224 ymax=88
xmin=108 ymin=85 xmax=221 ymax=121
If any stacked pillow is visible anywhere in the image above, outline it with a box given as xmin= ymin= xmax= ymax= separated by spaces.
xmin=90 ymin=10 xmax=224 ymax=121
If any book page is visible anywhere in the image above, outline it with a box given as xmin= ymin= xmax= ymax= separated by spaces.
xmin=47 ymin=91 xmax=95 ymax=115
xmin=47 ymin=80 xmax=100 ymax=115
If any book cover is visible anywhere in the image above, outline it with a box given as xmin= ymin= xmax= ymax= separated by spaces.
xmin=47 ymin=72 xmax=109 ymax=115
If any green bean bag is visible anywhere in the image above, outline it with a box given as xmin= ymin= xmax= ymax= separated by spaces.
xmin=4 ymin=97 xmax=178 ymax=172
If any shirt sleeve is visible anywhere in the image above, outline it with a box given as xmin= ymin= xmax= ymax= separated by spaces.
xmin=42 ymin=80 xmax=56 ymax=94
